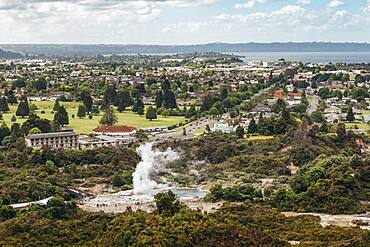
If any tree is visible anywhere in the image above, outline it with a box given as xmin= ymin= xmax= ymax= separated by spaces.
xmin=248 ymin=118 xmax=257 ymax=134
xmin=28 ymin=127 xmax=42 ymax=135
xmin=0 ymin=205 xmax=16 ymax=221
xmin=32 ymin=77 xmax=48 ymax=91
xmin=163 ymin=90 xmax=177 ymax=109
xmin=104 ymin=85 xmax=117 ymax=105
xmin=0 ymin=97 xmax=9 ymax=112
xmin=132 ymin=97 xmax=144 ymax=113
xmin=112 ymin=173 xmax=124 ymax=187
xmin=77 ymin=105 xmax=87 ymax=118
xmin=220 ymin=87 xmax=228 ymax=101
xmin=155 ymin=90 xmax=163 ymax=108
xmin=117 ymin=100 xmax=126 ymax=113
xmin=235 ymin=125 xmax=245 ymax=139
xmin=209 ymin=107 xmax=219 ymax=117
xmin=346 ymin=107 xmax=355 ymax=122
xmin=185 ymin=105 xmax=197 ymax=119
xmin=0 ymin=123 xmax=10 ymax=144
xmin=336 ymin=123 xmax=347 ymax=142
xmin=53 ymin=100 xmax=60 ymax=112
xmin=100 ymin=106 xmax=117 ymax=126
xmin=154 ymin=191 xmax=181 ymax=216
xmin=81 ymin=92 xmax=93 ymax=112
xmin=54 ymin=105 xmax=69 ymax=126
xmin=146 ymin=106 xmax=157 ymax=121
xmin=117 ymin=89 xmax=133 ymax=109
xmin=15 ymin=100 xmax=30 ymax=117
xmin=7 ymin=92 xmax=17 ymax=105
xmin=311 ymin=110 xmax=325 ymax=123
xmin=138 ymin=107 xmax=144 ymax=117
xmin=201 ymin=95 xmax=213 ymax=112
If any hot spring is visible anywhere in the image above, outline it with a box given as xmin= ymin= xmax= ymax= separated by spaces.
xmin=81 ymin=143 xmax=208 ymax=212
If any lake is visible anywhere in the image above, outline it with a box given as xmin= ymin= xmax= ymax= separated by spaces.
xmin=234 ymin=52 xmax=370 ymax=63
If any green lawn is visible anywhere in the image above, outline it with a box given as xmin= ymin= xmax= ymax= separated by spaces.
xmin=246 ymin=135 xmax=275 ymax=141
xmin=344 ymin=121 xmax=370 ymax=130
xmin=3 ymin=101 xmax=185 ymax=134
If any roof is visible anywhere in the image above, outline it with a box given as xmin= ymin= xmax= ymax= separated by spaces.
xmin=26 ymin=131 xmax=78 ymax=139
xmin=93 ymin=125 xmax=137 ymax=133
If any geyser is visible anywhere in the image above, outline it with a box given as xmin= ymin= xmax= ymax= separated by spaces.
xmin=133 ymin=143 xmax=179 ymax=194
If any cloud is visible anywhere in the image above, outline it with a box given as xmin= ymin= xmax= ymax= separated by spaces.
xmin=234 ymin=0 xmax=283 ymax=9
xmin=366 ymin=0 xmax=370 ymax=12
xmin=297 ymin=0 xmax=311 ymax=6
xmin=328 ymin=0 xmax=344 ymax=8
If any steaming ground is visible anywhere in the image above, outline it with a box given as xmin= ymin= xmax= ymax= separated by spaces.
xmin=133 ymin=143 xmax=179 ymax=194
xmin=78 ymin=143 xmax=212 ymax=213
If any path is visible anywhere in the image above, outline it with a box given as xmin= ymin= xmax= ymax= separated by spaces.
xmin=307 ymin=95 xmax=319 ymax=115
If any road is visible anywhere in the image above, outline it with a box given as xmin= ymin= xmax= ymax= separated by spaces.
xmin=307 ymin=95 xmax=319 ymax=115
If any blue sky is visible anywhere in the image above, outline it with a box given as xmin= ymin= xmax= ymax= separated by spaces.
xmin=0 ymin=0 xmax=369 ymax=44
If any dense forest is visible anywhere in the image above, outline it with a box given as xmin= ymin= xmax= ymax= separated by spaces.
xmin=0 ymin=194 xmax=369 ymax=246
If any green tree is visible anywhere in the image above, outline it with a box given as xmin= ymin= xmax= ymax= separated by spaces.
xmin=163 ymin=90 xmax=177 ymax=109
xmin=15 ymin=100 xmax=30 ymax=117
xmin=248 ymin=118 xmax=258 ymax=134
xmin=346 ymin=107 xmax=355 ymax=122
xmin=77 ymin=105 xmax=87 ymax=119
xmin=0 ymin=205 xmax=16 ymax=222
xmin=0 ymin=97 xmax=9 ymax=112
xmin=117 ymin=100 xmax=126 ymax=113
xmin=53 ymin=100 xmax=60 ymax=112
xmin=0 ymin=123 xmax=10 ymax=143
xmin=155 ymin=90 xmax=163 ymax=108
xmin=185 ymin=105 xmax=197 ymax=119
xmin=100 ymin=106 xmax=117 ymax=126
xmin=154 ymin=191 xmax=181 ymax=216
xmin=28 ymin=127 xmax=42 ymax=135
xmin=32 ymin=77 xmax=48 ymax=91
xmin=146 ymin=106 xmax=157 ymax=121
xmin=54 ymin=105 xmax=69 ymax=126
xmin=235 ymin=125 xmax=245 ymax=139
xmin=81 ymin=92 xmax=93 ymax=112
xmin=112 ymin=173 xmax=124 ymax=187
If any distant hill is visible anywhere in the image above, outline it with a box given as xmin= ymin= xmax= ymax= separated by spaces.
xmin=0 ymin=48 xmax=23 ymax=59
xmin=1 ymin=42 xmax=370 ymax=57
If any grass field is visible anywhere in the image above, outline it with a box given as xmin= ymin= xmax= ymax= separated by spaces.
xmin=246 ymin=135 xmax=275 ymax=141
xmin=2 ymin=101 xmax=185 ymax=134
xmin=344 ymin=121 xmax=370 ymax=130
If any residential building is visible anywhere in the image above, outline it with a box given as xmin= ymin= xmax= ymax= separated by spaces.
xmin=25 ymin=131 xmax=79 ymax=149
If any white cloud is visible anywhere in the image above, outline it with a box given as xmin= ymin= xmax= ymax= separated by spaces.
xmin=365 ymin=0 xmax=370 ymax=12
xmin=297 ymin=0 xmax=311 ymax=6
xmin=328 ymin=0 xmax=344 ymax=8
xmin=234 ymin=0 xmax=283 ymax=9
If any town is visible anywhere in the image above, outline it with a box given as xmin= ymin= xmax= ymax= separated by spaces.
xmin=1 ymin=52 xmax=370 ymax=246
xmin=0 ymin=54 xmax=369 ymax=151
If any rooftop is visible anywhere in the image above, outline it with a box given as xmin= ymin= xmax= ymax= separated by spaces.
xmin=93 ymin=125 xmax=137 ymax=133
xmin=26 ymin=131 xmax=78 ymax=139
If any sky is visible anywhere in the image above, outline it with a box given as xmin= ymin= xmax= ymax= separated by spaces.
xmin=0 ymin=0 xmax=369 ymax=44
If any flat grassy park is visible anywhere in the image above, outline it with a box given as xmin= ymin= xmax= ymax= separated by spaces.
xmin=2 ymin=101 xmax=186 ymax=134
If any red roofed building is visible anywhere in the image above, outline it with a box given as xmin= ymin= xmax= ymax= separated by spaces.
xmin=93 ymin=125 xmax=137 ymax=136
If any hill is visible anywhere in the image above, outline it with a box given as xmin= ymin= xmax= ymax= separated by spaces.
xmin=0 ymin=48 xmax=23 ymax=59
xmin=1 ymin=42 xmax=370 ymax=57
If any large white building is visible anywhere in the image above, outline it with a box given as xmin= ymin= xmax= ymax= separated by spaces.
xmin=25 ymin=131 xmax=79 ymax=149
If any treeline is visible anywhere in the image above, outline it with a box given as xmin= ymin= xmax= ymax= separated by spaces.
xmin=0 ymin=193 xmax=368 ymax=246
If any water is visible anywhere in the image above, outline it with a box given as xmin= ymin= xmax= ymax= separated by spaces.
xmin=235 ymin=52 xmax=370 ymax=63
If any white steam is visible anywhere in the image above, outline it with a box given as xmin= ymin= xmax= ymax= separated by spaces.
xmin=133 ymin=143 xmax=179 ymax=195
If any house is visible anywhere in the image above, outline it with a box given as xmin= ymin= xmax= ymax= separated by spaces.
xmin=79 ymin=135 xmax=137 ymax=149
xmin=211 ymin=121 xmax=234 ymax=133
xmin=93 ymin=125 xmax=137 ymax=136
xmin=25 ymin=131 xmax=79 ymax=149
